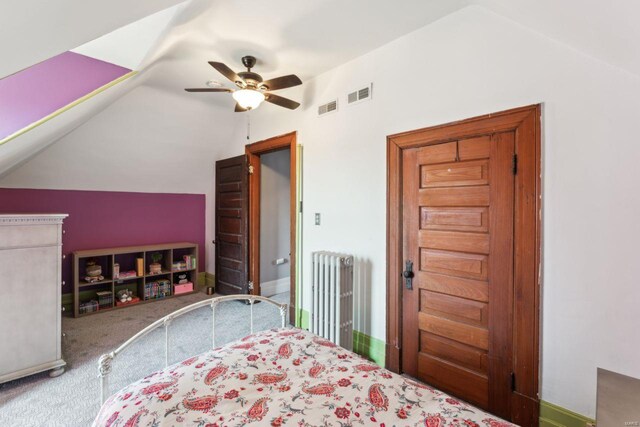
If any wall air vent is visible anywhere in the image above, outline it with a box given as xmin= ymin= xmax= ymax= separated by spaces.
xmin=318 ymin=99 xmax=338 ymax=117
xmin=347 ymin=84 xmax=373 ymax=105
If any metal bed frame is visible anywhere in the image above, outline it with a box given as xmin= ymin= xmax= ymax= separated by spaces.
xmin=97 ymin=295 xmax=288 ymax=404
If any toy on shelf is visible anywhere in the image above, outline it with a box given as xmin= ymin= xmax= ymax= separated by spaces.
xmin=117 ymin=289 xmax=133 ymax=303
xmin=115 ymin=289 xmax=140 ymax=307
xmin=113 ymin=263 xmax=120 ymax=279
xmin=176 ymin=273 xmax=189 ymax=284
xmin=149 ymin=252 xmax=163 ymax=275
xmin=84 ymin=258 xmax=105 ymax=283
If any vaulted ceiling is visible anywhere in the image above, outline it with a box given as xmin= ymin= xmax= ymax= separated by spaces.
xmin=0 ymin=0 xmax=186 ymax=78
xmin=2 ymin=0 xmax=640 ymax=177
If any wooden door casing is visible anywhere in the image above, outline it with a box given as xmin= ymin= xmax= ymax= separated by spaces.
xmin=215 ymin=155 xmax=249 ymax=295
xmin=246 ymin=132 xmax=297 ymax=324
xmin=387 ymin=105 xmax=541 ymax=426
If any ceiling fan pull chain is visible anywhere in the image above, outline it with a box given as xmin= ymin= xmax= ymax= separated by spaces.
xmin=247 ymin=114 xmax=251 ymax=141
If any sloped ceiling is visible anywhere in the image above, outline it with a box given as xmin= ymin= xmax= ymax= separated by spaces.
xmin=474 ymin=0 xmax=640 ymax=77
xmin=2 ymin=0 xmax=640 ymax=178
xmin=0 ymin=0 xmax=186 ymax=78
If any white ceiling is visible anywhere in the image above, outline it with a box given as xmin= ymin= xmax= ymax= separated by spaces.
xmin=3 ymin=0 xmax=640 ymax=80
xmin=0 ymin=0 xmax=185 ymax=78
xmin=3 ymin=0 xmax=640 ymax=177
xmin=475 ymin=0 xmax=640 ymax=77
xmin=72 ymin=4 xmax=185 ymax=70
xmin=156 ymin=0 xmax=470 ymax=81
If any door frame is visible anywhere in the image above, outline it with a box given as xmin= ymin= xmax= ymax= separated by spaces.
xmin=386 ymin=105 xmax=541 ymax=425
xmin=245 ymin=131 xmax=297 ymax=323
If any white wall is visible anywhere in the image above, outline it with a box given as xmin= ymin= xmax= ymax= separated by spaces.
xmin=247 ymin=5 xmax=640 ymax=418
xmin=260 ymin=149 xmax=291 ymax=284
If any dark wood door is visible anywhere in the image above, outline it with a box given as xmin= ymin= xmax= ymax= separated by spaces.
xmin=215 ymin=155 xmax=249 ymax=295
xmin=401 ymin=132 xmax=515 ymax=417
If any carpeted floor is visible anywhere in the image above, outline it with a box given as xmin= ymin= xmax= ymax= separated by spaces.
xmin=0 ymin=291 xmax=290 ymax=427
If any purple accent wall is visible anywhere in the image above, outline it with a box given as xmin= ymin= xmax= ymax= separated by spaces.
xmin=0 ymin=188 xmax=205 ymax=294
xmin=0 ymin=51 xmax=131 ymax=140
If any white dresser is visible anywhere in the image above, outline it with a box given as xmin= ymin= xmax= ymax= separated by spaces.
xmin=0 ymin=214 xmax=68 ymax=383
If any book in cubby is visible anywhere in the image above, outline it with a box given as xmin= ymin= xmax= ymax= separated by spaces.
xmin=172 ymin=246 xmax=197 ymax=272
xmin=77 ymin=282 xmax=114 ymax=314
xmin=73 ymin=242 xmax=199 ymax=317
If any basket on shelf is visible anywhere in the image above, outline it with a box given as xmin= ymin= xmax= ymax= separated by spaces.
xmin=79 ymin=300 xmax=99 ymax=314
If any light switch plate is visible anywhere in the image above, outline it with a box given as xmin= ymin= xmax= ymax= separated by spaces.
xmin=315 ymin=213 xmax=321 ymax=225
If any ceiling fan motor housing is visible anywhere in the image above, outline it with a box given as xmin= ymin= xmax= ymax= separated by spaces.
xmin=237 ymin=71 xmax=263 ymax=88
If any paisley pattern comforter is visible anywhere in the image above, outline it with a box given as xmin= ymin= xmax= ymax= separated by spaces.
xmin=93 ymin=328 xmax=514 ymax=426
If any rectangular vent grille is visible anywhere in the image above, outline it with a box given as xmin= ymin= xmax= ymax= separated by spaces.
xmin=347 ymin=84 xmax=372 ymax=105
xmin=318 ymin=99 xmax=338 ymax=116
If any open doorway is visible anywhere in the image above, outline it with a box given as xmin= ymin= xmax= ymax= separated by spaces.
xmin=246 ymin=132 xmax=297 ymax=324
xmin=259 ymin=149 xmax=291 ymax=297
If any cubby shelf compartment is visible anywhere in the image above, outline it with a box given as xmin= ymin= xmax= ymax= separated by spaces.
xmin=73 ymin=242 xmax=199 ymax=318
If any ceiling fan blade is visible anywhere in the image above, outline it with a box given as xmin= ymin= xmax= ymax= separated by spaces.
xmin=185 ymin=88 xmax=233 ymax=92
xmin=260 ymin=74 xmax=302 ymax=91
xmin=264 ymin=93 xmax=300 ymax=110
xmin=235 ymin=103 xmax=248 ymax=113
xmin=208 ymin=61 xmax=242 ymax=84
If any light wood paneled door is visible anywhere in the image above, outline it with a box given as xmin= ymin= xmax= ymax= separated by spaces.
xmin=402 ymin=133 xmax=515 ymax=416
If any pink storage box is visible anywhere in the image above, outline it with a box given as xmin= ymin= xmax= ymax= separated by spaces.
xmin=174 ymin=282 xmax=193 ymax=294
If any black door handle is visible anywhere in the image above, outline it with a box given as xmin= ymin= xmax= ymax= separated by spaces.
xmin=403 ymin=260 xmax=414 ymax=290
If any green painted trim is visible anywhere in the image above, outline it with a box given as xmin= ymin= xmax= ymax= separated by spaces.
xmin=204 ymin=272 xmax=215 ymax=289
xmin=196 ymin=272 xmax=206 ymax=289
xmin=62 ymin=292 xmax=74 ymax=314
xmin=0 ymin=71 xmax=138 ymax=146
xmin=353 ymin=329 xmax=386 ymax=367
xmin=295 ymin=144 xmax=303 ymax=327
xmin=297 ymin=308 xmax=309 ymax=329
xmin=540 ymin=401 xmax=594 ymax=427
xmin=295 ymin=309 xmax=384 ymax=366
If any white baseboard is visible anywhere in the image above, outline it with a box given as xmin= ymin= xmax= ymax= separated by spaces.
xmin=261 ymin=277 xmax=290 ymax=297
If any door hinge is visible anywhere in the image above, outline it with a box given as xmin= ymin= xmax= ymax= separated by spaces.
xmin=248 ymin=165 xmax=255 ymax=174
xmin=248 ymin=281 xmax=254 ymax=290
xmin=299 ymin=200 xmax=303 ymax=213
xmin=512 ymin=154 xmax=518 ymax=175
xmin=510 ymin=372 xmax=516 ymax=391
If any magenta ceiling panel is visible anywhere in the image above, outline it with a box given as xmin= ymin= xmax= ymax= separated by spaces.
xmin=0 ymin=51 xmax=131 ymax=140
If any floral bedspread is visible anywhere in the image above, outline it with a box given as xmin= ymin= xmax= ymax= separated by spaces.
xmin=93 ymin=328 xmax=514 ymax=426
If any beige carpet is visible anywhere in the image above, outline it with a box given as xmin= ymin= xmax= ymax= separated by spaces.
xmin=0 ymin=291 xmax=289 ymax=427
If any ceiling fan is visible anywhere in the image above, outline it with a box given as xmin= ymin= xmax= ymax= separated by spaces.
xmin=185 ymin=55 xmax=302 ymax=112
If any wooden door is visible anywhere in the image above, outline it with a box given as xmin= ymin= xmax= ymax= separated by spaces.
xmin=401 ymin=132 xmax=515 ymax=417
xmin=215 ymin=155 xmax=249 ymax=295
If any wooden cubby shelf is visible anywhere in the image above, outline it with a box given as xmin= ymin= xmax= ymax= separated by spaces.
xmin=73 ymin=242 xmax=199 ymax=318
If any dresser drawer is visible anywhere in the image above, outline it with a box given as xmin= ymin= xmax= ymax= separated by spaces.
xmin=0 ymin=224 xmax=59 ymax=248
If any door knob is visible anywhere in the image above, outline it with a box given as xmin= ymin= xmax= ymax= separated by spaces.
xmin=403 ymin=260 xmax=414 ymax=290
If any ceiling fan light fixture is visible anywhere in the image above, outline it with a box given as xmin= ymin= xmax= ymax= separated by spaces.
xmin=232 ymin=89 xmax=265 ymax=110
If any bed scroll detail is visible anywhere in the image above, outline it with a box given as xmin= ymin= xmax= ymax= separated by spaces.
xmin=97 ymin=294 xmax=287 ymax=404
